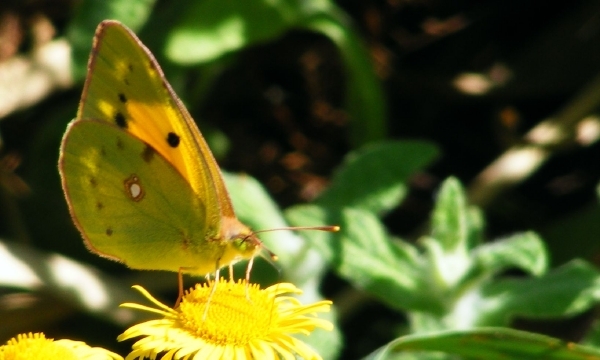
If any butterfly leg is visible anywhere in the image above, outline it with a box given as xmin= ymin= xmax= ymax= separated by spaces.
xmin=202 ymin=259 xmax=222 ymax=320
xmin=244 ymin=256 xmax=255 ymax=302
xmin=175 ymin=267 xmax=185 ymax=307
xmin=228 ymin=264 xmax=234 ymax=280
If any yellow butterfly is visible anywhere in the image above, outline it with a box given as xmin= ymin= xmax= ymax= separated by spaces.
xmin=59 ymin=20 xmax=337 ymax=302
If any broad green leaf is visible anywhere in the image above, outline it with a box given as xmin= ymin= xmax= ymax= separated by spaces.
xmin=68 ymin=0 xmax=157 ymax=80
xmin=371 ymin=327 xmax=600 ymax=360
xmin=166 ymin=0 xmax=298 ymax=63
xmin=317 ymin=141 xmax=439 ymax=214
xmin=473 ymin=231 xmax=548 ymax=277
xmin=474 ymin=260 xmax=600 ymax=326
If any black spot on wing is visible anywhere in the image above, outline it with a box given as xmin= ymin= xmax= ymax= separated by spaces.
xmin=167 ymin=132 xmax=180 ymax=148
xmin=115 ymin=111 xmax=127 ymax=128
xmin=106 ymin=228 xmax=113 ymax=236
xmin=96 ymin=202 xmax=104 ymax=210
xmin=141 ymin=144 xmax=155 ymax=163
xmin=118 ymin=93 xmax=127 ymax=103
xmin=89 ymin=177 xmax=97 ymax=187
xmin=116 ymin=138 xmax=124 ymax=150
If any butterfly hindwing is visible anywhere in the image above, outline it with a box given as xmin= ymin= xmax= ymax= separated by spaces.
xmin=59 ymin=119 xmax=226 ymax=275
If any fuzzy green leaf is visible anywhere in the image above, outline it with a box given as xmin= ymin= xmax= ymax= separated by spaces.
xmin=473 ymin=231 xmax=548 ymax=277
xmin=317 ymin=141 xmax=439 ymax=214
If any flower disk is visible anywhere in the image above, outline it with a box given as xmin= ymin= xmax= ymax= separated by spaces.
xmin=119 ymin=279 xmax=333 ymax=360
xmin=180 ymin=281 xmax=280 ymax=345
xmin=0 ymin=332 xmax=122 ymax=360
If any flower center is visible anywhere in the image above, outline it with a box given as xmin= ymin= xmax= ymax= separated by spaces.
xmin=178 ymin=280 xmax=277 ymax=346
xmin=0 ymin=333 xmax=77 ymax=360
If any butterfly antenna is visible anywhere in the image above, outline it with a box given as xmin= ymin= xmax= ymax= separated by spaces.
xmin=253 ymin=225 xmax=340 ymax=235
xmin=249 ymin=224 xmax=340 ymax=265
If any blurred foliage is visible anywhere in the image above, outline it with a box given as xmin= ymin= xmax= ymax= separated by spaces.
xmin=2 ymin=0 xmax=600 ymax=359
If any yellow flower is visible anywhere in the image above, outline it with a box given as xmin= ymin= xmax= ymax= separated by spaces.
xmin=118 ymin=279 xmax=333 ymax=360
xmin=0 ymin=332 xmax=123 ymax=360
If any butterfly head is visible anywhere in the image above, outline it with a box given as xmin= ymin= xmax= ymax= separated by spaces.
xmin=220 ymin=217 xmax=267 ymax=261
xmin=220 ymin=219 xmax=339 ymax=268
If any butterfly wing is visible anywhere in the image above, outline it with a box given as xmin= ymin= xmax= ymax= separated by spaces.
xmin=78 ymin=21 xmax=235 ymax=238
xmin=59 ymin=119 xmax=229 ymax=275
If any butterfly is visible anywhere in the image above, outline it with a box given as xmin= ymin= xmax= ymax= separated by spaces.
xmin=59 ymin=20 xmax=337 ymax=302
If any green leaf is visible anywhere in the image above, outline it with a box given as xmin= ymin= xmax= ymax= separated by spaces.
xmin=430 ymin=177 xmax=469 ymax=252
xmin=466 ymin=206 xmax=485 ymax=249
xmin=473 ymin=231 xmax=548 ymax=277
xmin=68 ymin=0 xmax=157 ymax=80
xmin=371 ymin=327 xmax=600 ymax=360
xmin=419 ymin=178 xmax=474 ymax=289
xmin=165 ymin=0 xmax=340 ymax=64
xmin=287 ymin=205 xmax=444 ymax=313
xmin=166 ymin=0 xmax=297 ymax=64
xmin=474 ymin=260 xmax=600 ymax=326
xmin=317 ymin=141 xmax=439 ymax=214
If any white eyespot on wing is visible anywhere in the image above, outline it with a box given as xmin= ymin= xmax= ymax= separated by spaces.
xmin=124 ymin=174 xmax=144 ymax=201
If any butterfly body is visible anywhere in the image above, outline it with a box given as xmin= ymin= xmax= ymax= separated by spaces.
xmin=59 ymin=21 xmax=261 ymax=277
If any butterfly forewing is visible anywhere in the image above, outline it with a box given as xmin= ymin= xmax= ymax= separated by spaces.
xmin=78 ymin=21 xmax=235 ymax=235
